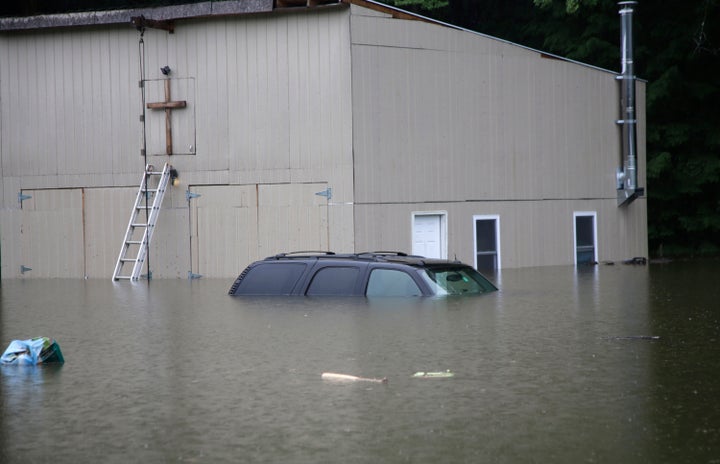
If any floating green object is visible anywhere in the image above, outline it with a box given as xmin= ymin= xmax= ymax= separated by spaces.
xmin=1 ymin=337 xmax=64 ymax=365
xmin=412 ymin=370 xmax=454 ymax=378
xmin=38 ymin=338 xmax=64 ymax=363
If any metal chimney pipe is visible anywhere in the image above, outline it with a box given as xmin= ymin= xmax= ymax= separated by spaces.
xmin=617 ymin=1 xmax=638 ymax=203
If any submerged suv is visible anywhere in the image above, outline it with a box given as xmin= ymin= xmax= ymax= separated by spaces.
xmin=228 ymin=252 xmax=497 ymax=297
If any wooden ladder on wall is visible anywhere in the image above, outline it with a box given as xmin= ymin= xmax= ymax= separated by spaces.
xmin=112 ymin=163 xmax=172 ymax=281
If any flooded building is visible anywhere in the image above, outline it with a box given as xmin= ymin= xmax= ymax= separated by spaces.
xmin=0 ymin=0 xmax=647 ymax=279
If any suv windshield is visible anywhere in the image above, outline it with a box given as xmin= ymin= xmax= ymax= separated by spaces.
xmin=417 ymin=266 xmax=496 ymax=296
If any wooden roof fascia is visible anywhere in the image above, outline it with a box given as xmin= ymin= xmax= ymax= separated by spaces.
xmin=0 ymin=0 xmax=424 ymax=33
xmin=342 ymin=0 xmax=434 ymax=23
xmin=0 ymin=0 xmax=276 ymax=32
xmin=276 ymin=0 xmax=343 ymax=7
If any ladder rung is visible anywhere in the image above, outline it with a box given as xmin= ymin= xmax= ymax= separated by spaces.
xmin=126 ymin=240 xmax=142 ymax=245
xmin=114 ymin=275 xmax=132 ymax=280
xmin=120 ymin=258 xmax=134 ymax=262
xmin=131 ymin=223 xmax=147 ymax=227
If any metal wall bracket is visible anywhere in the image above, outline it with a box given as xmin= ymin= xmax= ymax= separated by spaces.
xmin=188 ymin=271 xmax=202 ymax=280
xmin=617 ymin=187 xmax=644 ymax=207
xmin=20 ymin=265 xmax=32 ymax=274
xmin=186 ymin=190 xmax=201 ymax=201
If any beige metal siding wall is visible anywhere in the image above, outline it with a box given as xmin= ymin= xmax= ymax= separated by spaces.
xmin=1 ymin=28 xmax=149 ymax=277
xmin=187 ymin=183 xmax=330 ymax=279
xmin=0 ymin=29 xmax=141 ymax=183
xmin=351 ymin=12 xmax=620 ymax=203
xmin=84 ymin=187 xmax=137 ymax=278
xmin=355 ymin=198 xmax=647 ymax=269
xmin=350 ymin=5 xmax=647 ymax=267
xmin=132 ymin=10 xmax=353 ymax=186
xmin=16 ymin=189 xmax=85 ymax=277
xmin=1 ymin=7 xmax=355 ymax=278
xmin=189 ymin=185 xmax=258 ymax=279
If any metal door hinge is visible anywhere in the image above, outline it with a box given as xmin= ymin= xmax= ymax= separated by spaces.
xmin=315 ymin=187 xmax=332 ymax=200
xmin=18 ymin=192 xmax=32 ymax=205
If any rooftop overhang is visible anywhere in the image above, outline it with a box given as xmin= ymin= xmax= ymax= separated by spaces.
xmin=0 ymin=0 xmax=347 ymax=32
xmin=0 ymin=0 xmax=633 ymax=79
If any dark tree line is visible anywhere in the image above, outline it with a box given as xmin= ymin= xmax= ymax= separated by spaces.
xmin=385 ymin=0 xmax=720 ymax=258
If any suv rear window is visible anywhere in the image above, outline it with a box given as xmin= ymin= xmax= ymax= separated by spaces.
xmin=231 ymin=262 xmax=307 ymax=295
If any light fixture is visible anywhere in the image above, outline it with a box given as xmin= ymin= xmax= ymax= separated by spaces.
xmin=161 ymin=66 xmax=171 ymax=76
xmin=170 ymin=168 xmax=180 ymax=187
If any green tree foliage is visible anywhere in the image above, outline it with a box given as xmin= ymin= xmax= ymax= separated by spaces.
xmin=381 ymin=0 xmax=720 ymax=257
xmin=521 ymin=0 xmax=720 ymax=257
xmin=387 ymin=0 xmax=449 ymax=9
xmin=534 ymin=0 xmax=598 ymax=14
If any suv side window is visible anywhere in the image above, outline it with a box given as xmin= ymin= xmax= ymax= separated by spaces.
xmin=232 ymin=262 xmax=306 ymax=295
xmin=306 ymin=266 xmax=361 ymax=296
xmin=366 ymin=269 xmax=422 ymax=297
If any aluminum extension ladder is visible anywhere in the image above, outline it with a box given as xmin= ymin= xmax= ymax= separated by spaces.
xmin=112 ymin=163 xmax=172 ymax=281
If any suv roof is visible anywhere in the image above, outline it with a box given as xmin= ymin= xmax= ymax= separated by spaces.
xmin=229 ymin=251 xmax=498 ymax=297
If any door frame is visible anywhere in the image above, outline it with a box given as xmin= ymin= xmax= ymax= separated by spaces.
xmin=573 ymin=211 xmax=598 ymax=265
xmin=473 ymin=214 xmax=501 ymax=271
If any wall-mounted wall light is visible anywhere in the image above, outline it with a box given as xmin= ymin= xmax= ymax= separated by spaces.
xmin=161 ymin=66 xmax=171 ymax=76
xmin=170 ymin=168 xmax=180 ymax=187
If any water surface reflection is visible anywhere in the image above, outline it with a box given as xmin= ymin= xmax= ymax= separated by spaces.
xmin=1 ymin=261 xmax=718 ymax=463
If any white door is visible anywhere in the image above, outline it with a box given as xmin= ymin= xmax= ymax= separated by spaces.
xmin=412 ymin=214 xmax=444 ymax=259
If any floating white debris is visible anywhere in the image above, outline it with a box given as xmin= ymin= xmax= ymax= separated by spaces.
xmin=321 ymin=372 xmax=388 ymax=383
xmin=412 ymin=370 xmax=455 ymax=378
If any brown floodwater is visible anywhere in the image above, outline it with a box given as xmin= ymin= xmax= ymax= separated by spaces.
xmin=1 ymin=260 xmax=719 ymax=463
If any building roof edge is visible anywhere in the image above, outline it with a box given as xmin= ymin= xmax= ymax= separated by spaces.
xmin=0 ymin=1 xmax=276 ymax=31
xmin=346 ymin=0 xmax=626 ymax=77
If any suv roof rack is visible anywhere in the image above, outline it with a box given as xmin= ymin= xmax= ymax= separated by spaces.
xmin=263 ymin=250 xmax=442 ymax=265
xmin=356 ymin=251 xmax=407 ymax=256
xmin=268 ymin=251 xmax=336 ymax=260
xmin=354 ymin=251 xmax=428 ymax=264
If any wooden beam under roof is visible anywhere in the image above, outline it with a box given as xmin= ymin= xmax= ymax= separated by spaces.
xmin=275 ymin=0 xmax=340 ymax=7
xmin=0 ymin=0 xmax=275 ymax=31
xmin=343 ymin=0 xmax=429 ymax=22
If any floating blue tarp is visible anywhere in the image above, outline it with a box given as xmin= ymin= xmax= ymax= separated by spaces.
xmin=1 ymin=337 xmax=64 ymax=365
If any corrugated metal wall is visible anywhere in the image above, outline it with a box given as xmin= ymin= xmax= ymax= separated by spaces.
xmin=0 ymin=7 xmax=354 ymax=278
xmin=349 ymin=5 xmax=647 ymax=267
xmin=16 ymin=189 xmax=85 ymax=278
xmin=0 ymin=2 xmax=647 ymax=277
xmin=187 ymin=183 xmax=329 ymax=279
xmin=354 ymin=198 xmax=648 ymax=269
